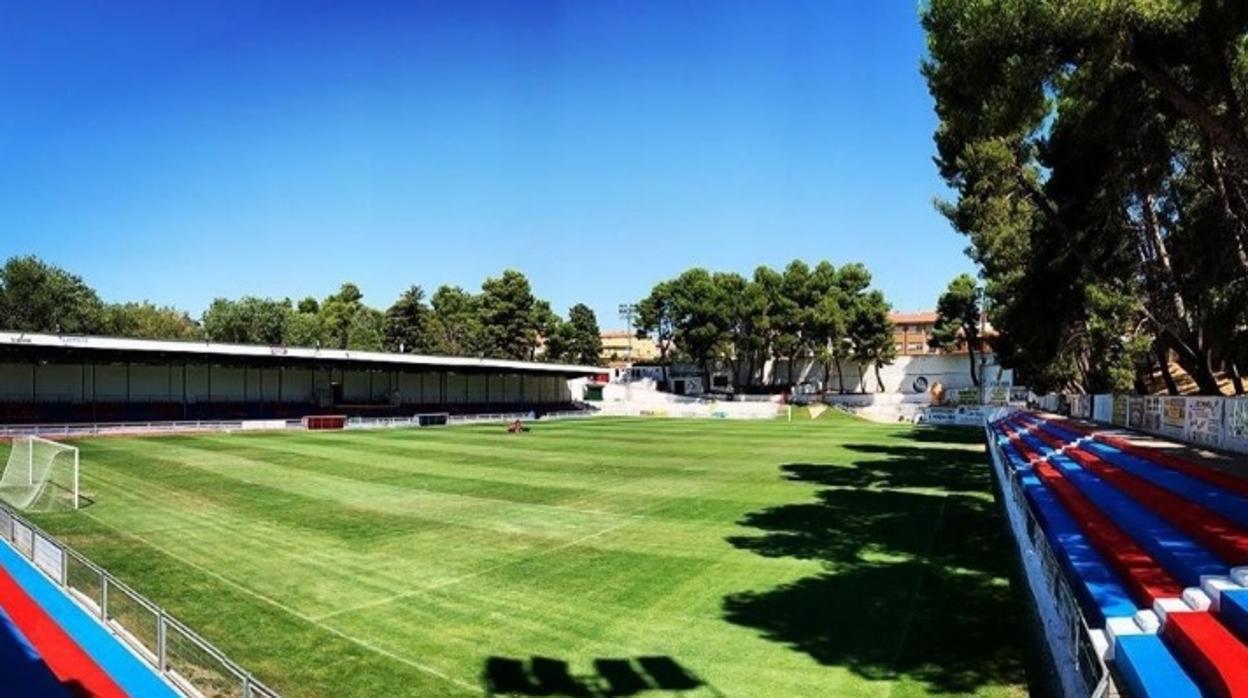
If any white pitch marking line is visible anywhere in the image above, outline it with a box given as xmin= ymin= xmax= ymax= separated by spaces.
xmin=79 ymin=511 xmax=478 ymax=694
xmin=313 ymin=512 xmax=646 ymax=622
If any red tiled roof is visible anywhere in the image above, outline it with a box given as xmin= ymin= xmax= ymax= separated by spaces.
xmin=890 ymin=311 xmax=938 ymax=324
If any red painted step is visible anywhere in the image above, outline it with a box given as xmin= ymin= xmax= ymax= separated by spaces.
xmin=1046 ymin=416 xmax=1248 ymax=500
xmin=1164 ymin=611 xmax=1248 ymax=698
xmin=998 ymin=422 xmax=1184 ymax=604
xmin=1025 ymin=424 xmax=1248 ymax=566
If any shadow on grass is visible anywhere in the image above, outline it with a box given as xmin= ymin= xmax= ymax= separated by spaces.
xmin=787 ymin=442 xmax=992 ymax=494
xmin=723 ymin=434 xmax=1028 ymax=694
xmin=482 ymin=655 xmax=719 ymax=697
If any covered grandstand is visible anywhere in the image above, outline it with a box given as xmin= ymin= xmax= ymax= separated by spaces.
xmin=0 ymin=332 xmax=601 ymax=424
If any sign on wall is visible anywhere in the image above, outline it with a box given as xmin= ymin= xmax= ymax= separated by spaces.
xmin=1160 ymin=397 xmax=1187 ymax=439
xmin=1111 ymin=395 xmax=1129 ymax=426
xmin=984 ymin=380 xmax=1010 ymax=406
xmin=1142 ymin=396 xmax=1163 ymax=433
xmin=1224 ymin=399 xmax=1248 ymax=453
xmin=1092 ymin=394 xmax=1114 ymax=423
xmin=1127 ymin=397 xmax=1145 ymax=429
xmin=925 ymin=407 xmax=956 ymax=425
xmin=1185 ymin=397 xmax=1223 ymax=448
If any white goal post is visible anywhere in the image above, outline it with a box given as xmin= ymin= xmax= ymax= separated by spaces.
xmin=0 ymin=436 xmax=80 ymax=511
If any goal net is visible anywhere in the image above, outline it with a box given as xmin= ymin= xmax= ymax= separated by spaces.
xmin=0 ymin=436 xmax=80 ymax=511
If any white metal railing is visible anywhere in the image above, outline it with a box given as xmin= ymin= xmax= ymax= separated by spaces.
xmin=0 ymin=410 xmax=600 ymax=438
xmin=0 ymin=504 xmax=280 ymax=698
xmin=0 ymin=420 xmax=263 ymax=438
xmin=448 ymin=411 xmax=537 ymax=425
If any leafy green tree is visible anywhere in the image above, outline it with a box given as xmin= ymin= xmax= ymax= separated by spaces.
xmin=922 ymin=0 xmax=1248 ymax=394
xmin=346 ymin=307 xmax=385 ymax=351
xmin=773 ymin=261 xmax=813 ymax=387
xmin=636 ymin=281 xmax=679 ymax=387
xmin=564 ymin=303 xmax=603 ymax=366
xmin=530 ymin=300 xmax=561 ymax=362
xmin=669 ymin=268 xmax=731 ymax=389
xmin=201 ymin=297 xmax=292 ymax=345
xmin=285 ymin=309 xmax=324 ymax=348
xmin=104 ymin=302 xmax=201 ymax=340
xmin=383 ymin=285 xmax=434 ymax=353
xmin=849 ymin=290 xmax=895 ymax=393
xmin=296 ymin=297 xmax=319 ymax=314
xmin=319 ymin=283 xmax=366 ymax=349
xmin=717 ymin=273 xmax=769 ymax=387
xmin=827 ymin=263 xmax=873 ymax=393
xmin=477 ymin=270 xmax=545 ymax=361
xmin=429 ymin=285 xmax=484 ymax=356
xmin=543 ymin=320 xmax=576 ymax=364
xmin=0 ymin=256 xmax=106 ymax=334
xmin=929 ymin=274 xmax=982 ymax=387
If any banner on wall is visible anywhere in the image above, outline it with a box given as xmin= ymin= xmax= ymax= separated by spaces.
xmin=1111 ymin=395 xmax=1129 ymax=426
xmin=1160 ymin=397 xmax=1187 ymax=439
xmin=1185 ymin=397 xmax=1222 ymax=448
xmin=1224 ymin=399 xmax=1248 ymax=453
xmin=984 ymin=381 xmax=1010 ymax=406
xmin=1092 ymin=394 xmax=1113 ymax=423
xmin=1143 ymin=396 xmax=1163 ymax=433
xmin=1127 ymin=397 xmax=1145 ymax=429
xmin=1043 ymin=392 xmax=1248 ymax=454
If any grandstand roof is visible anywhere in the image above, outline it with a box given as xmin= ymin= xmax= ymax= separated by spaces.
xmin=0 ymin=331 xmax=604 ymax=376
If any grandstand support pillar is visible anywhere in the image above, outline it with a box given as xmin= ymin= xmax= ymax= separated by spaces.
xmin=125 ymin=362 xmax=131 ymax=402
xmin=91 ymin=364 xmax=98 ymax=422
xmin=182 ymin=362 xmax=188 ymax=420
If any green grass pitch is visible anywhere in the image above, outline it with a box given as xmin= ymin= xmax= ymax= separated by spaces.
xmin=16 ymin=414 xmax=1029 ymax=697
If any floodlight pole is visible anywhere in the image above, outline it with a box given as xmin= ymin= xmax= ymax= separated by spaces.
xmin=619 ymin=303 xmax=637 ymax=363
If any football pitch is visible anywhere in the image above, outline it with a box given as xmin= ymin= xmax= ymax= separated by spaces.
xmin=17 ymin=415 xmax=1029 ymax=697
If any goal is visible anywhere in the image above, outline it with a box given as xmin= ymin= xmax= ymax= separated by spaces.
xmin=0 ymin=436 xmax=80 ymax=511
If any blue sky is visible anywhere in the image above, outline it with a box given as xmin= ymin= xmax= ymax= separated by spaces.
xmin=0 ymin=1 xmax=971 ymax=328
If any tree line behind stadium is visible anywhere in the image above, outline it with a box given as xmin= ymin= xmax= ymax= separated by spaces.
xmin=0 ymin=254 xmax=983 ymax=391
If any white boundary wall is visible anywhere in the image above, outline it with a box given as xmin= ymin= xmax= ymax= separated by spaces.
xmin=591 ymin=384 xmax=781 ymax=420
